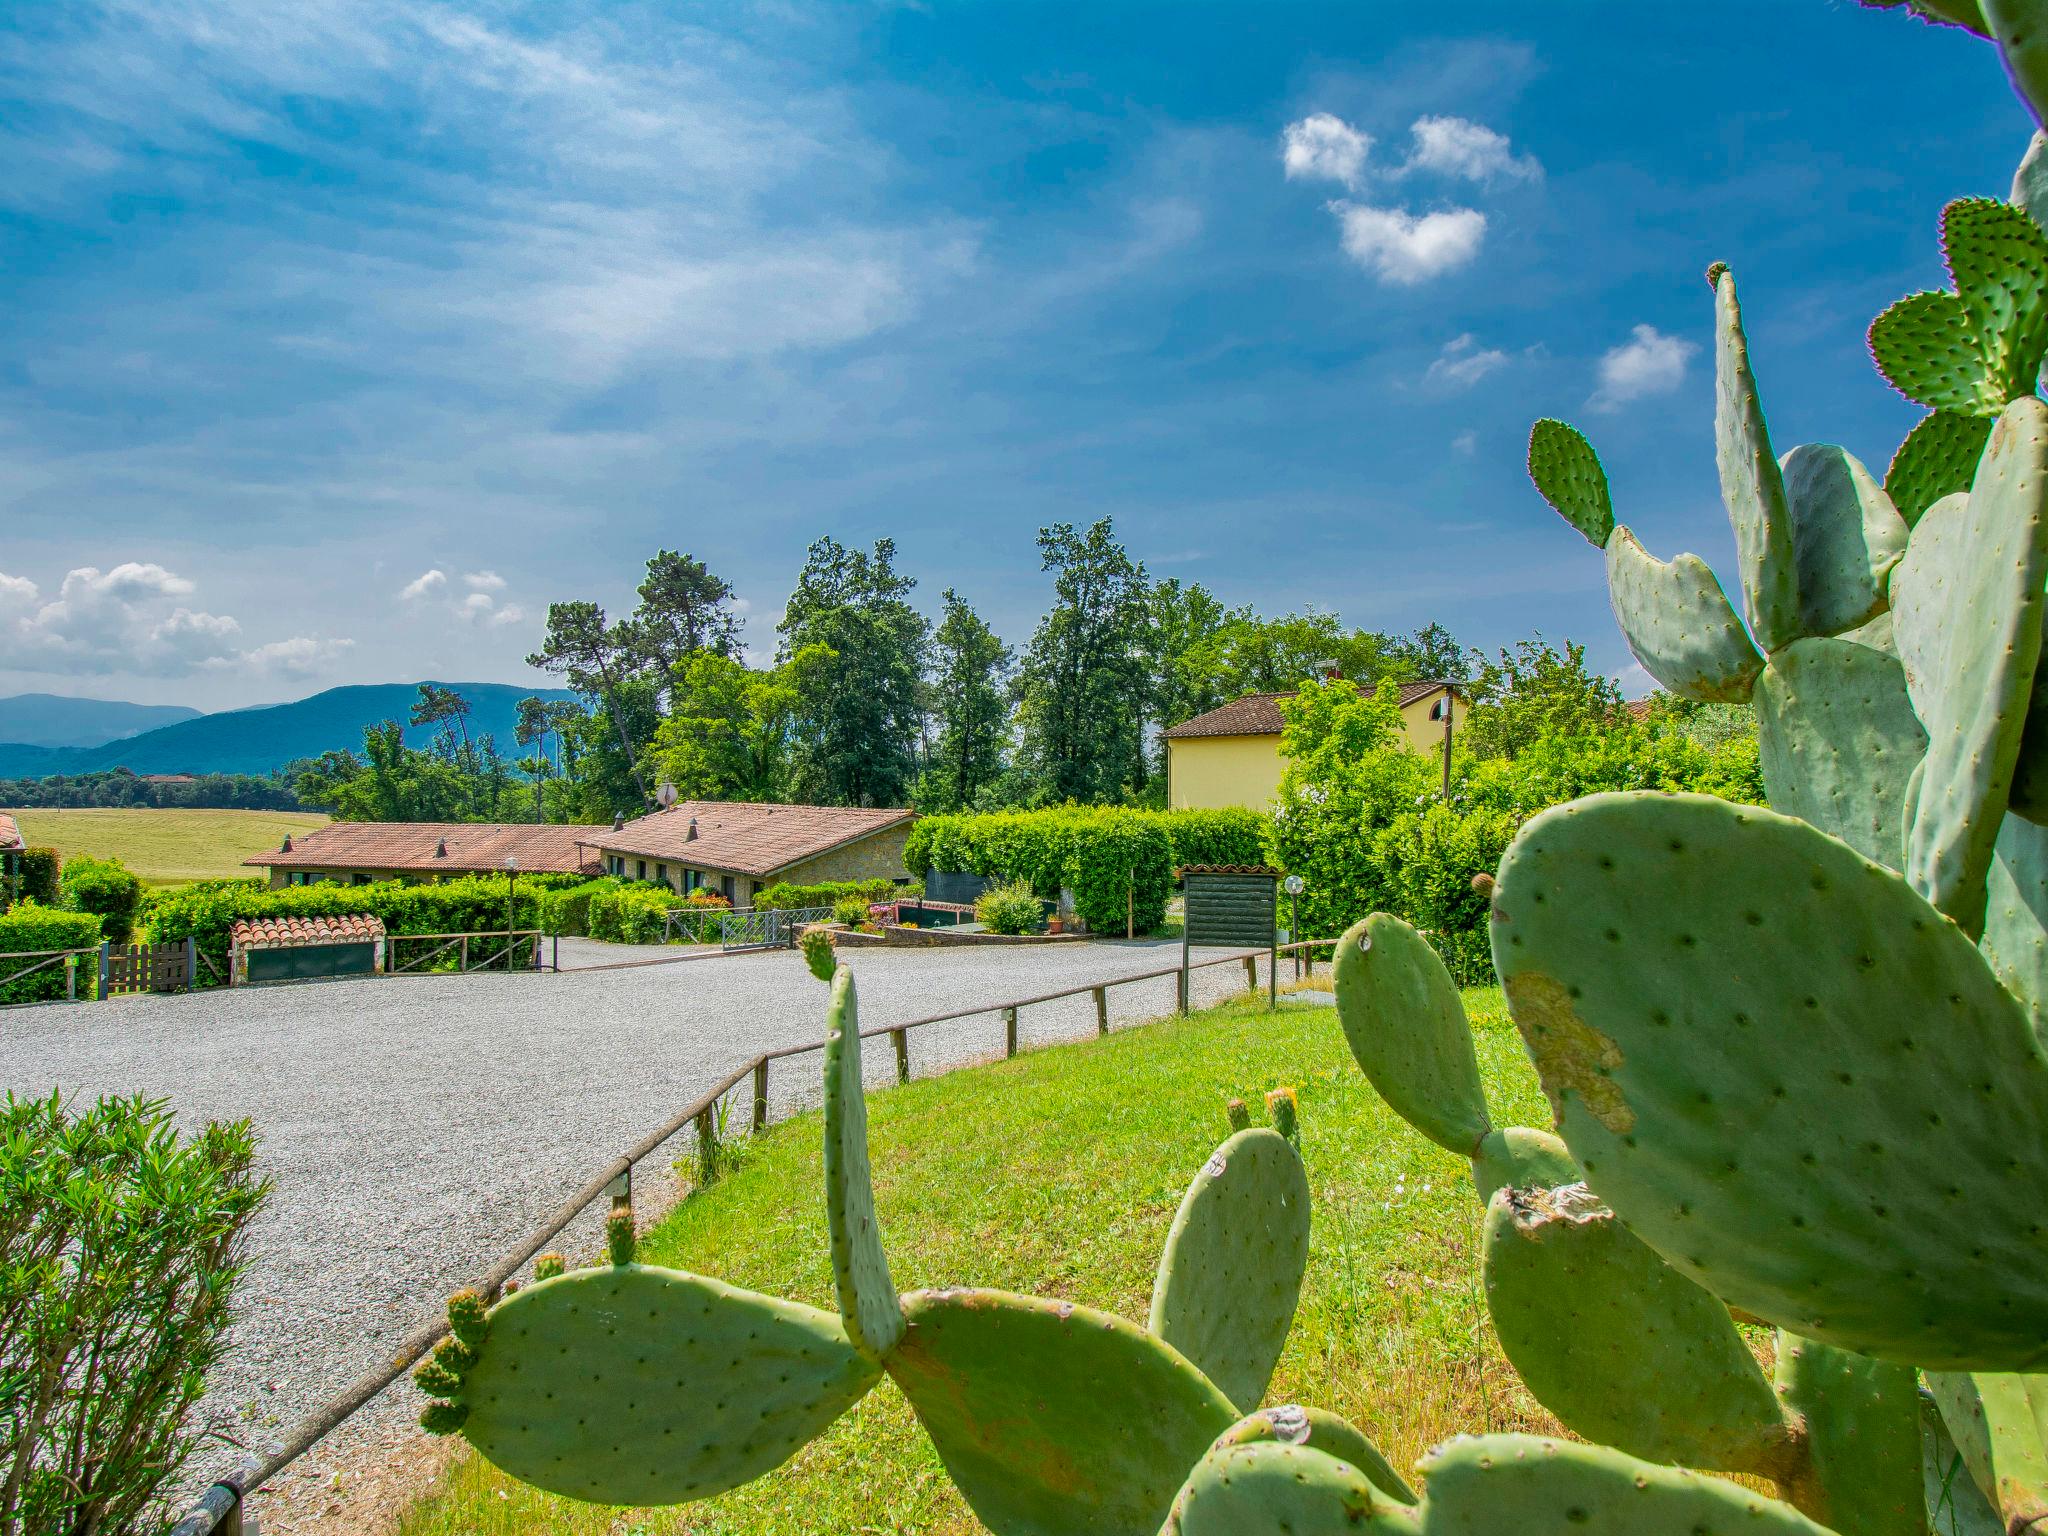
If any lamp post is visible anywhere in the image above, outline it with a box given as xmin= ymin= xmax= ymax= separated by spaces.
xmin=1283 ymin=873 xmax=1305 ymax=980
xmin=505 ymin=855 xmax=519 ymax=971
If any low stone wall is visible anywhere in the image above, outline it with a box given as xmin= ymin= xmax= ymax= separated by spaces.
xmin=801 ymin=922 xmax=1085 ymax=949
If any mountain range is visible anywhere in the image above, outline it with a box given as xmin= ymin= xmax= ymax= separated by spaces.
xmin=0 ymin=682 xmax=577 ymax=779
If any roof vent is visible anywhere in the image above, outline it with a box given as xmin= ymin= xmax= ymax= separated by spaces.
xmin=434 ymin=839 xmax=448 ymax=858
xmin=280 ymin=834 xmax=293 ymax=853
xmin=613 ymin=813 xmax=625 ymax=831
xmin=687 ymin=817 xmax=698 ymax=842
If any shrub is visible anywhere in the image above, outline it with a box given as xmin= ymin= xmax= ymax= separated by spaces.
xmin=753 ymin=878 xmax=911 ymax=912
xmin=0 ymin=1091 xmax=270 ymax=1536
xmin=59 ymin=857 xmax=142 ymax=944
xmin=1369 ymin=802 xmax=1516 ymax=985
xmin=974 ymin=881 xmax=1044 ymax=936
xmin=17 ymin=847 xmax=59 ymax=906
xmin=0 ymin=905 xmax=103 ymax=1004
xmin=587 ymin=884 xmax=677 ymax=945
xmin=538 ymin=877 xmax=621 ymax=937
xmin=830 ymin=893 xmax=872 ymax=927
xmin=907 ymin=807 xmax=1177 ymax=934
xmin=1158 ymin=807 xmax=1270 ymax=869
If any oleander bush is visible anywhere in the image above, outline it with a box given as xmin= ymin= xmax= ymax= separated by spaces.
xmin=0 ymin=906 xmax=103 ymax=1004
xmin=0 ymin=1092 xmax=270 ymax=1536
xmin=58 ymin=857 xmax=142 ymax=945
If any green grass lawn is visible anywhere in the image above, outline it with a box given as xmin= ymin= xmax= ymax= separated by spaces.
xmin=10 ymin=807 xmax=330 ymax=886
xmin=397 ymin=986 xmax=1561 ymax=1536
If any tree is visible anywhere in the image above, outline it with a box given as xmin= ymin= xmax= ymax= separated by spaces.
xmin=409 ymin=683 xmax=473 ymax=755
xmin=924 ymin=591 xmax=1014 ymax=811
xmin=1460 ymin=636 xmax=1626 ymax=759
xmin=647 ymin=646 xmax=833 ymax=803
xmin=527 ymin=602 xmax=652 ymax=805
xmin=1013 ymin=521 xmax=1149 ymax=804
xmin=1385 ymin=622 xmax=1467 ymax=683
xmin=628 ymin=550 xmax=743 ymax=681
xmin=1143 ymin=580 xmax=1247 ymax=771
xmin=514 ymin=696 xmax=553 ymax=822
xmin=778 ymin=537 xmax=928 ymax=806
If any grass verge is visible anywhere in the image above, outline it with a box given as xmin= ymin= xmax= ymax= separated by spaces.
xmin=11 ymin=807 xmax=330 ymax=886
xmin=396 ymin=987 xmax=1559 ymax=1536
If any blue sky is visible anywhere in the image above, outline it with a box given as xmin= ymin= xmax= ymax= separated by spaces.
xmin=0 ymin=1 xmax=2028 ymax=709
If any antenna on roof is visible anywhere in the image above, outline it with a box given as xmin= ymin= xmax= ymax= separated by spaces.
xmin=656 ymin=781 xmax=678 ymax=810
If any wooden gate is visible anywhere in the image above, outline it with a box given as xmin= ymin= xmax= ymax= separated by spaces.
xmin=101 ymin=941 xmax=193 ymax=996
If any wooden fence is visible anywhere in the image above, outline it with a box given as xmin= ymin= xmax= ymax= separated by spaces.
xmin=165 ymin=937 xmax=1339 ymax=1536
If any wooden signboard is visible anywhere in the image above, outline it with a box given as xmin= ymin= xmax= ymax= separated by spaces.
xmin=1179 ymin=864 xmax=1279 ymax=1010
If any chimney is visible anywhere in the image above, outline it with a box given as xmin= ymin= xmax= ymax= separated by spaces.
xmin=434 ymin=839 xmax=448 ymax=858
xmin=687 ymin=817 xmax=698 ymax=842
xmin=280 ymin=835 xmax=292 ymax=853
xmin=612 ymin=812 xmax=625 ymax=831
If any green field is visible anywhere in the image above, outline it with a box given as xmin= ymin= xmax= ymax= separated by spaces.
xmin=396 ymin=986 xmax=1570 ymax=1536
xmin=8 ymin=807 xmax=330 ymax=886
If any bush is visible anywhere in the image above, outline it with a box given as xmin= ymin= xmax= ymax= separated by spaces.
xmin=1158 ymin=807 xmax=1270 ymax=870
xmin=59 ymin=857 xmax=142 ymax=944
xmin=830 ymin=893 xmax=872 ymax=927
xmin=0 ymin=1091 xmax=270 ymax=1536
xmin=539 ymin=876 xmax=622 ymax=937
xmin=1370 ymin=803 xmax=1516 ymax=985
xmin=753 ymin=878 xmax=912 ymax=912
xmin=140 ymin=877 xmax=546 ymax=985
xmin=0 ymin=905 xmax=103 ymax=1004
xmin=587 ymin=884 xmax=678 ymax=945
xmin=974 ymin=882 xmax=1044 ymax=936
xmin=906 ymin=807 xmax=1176 ymax=934
xmin=17 ymin=847 xmax=59 ymax=907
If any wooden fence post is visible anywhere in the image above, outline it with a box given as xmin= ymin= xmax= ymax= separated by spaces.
xmin=1093 ymin=985 xmax=1108 ymax=1036
xmin=184 ymin=937 xmax=196 ymax=993
xmin=1241 ymin=955 xmax=1257 ymax=993
xmin=695 ymin=1106 xmax=718 ymax=1186
xmin=98 ymin=942 xmax=110 ymax=1001
xmin=64 ymin=954 xmax=76 ymax=1002
xmin=1003 ymin=1006 xmax=1018 ymax=1058
xmin=752 ymin=1060 xmax=769 ymax=1132
xmin=460 ymin=934 xmax=469 ymax=973
xmin=892 ymin=1027 xmax=910 ymax=1084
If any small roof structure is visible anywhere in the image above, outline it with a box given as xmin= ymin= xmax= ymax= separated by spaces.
xmin=1162 ymin=681 xmax=1460 ymax=740
xmin=0 ymin=812 xmax=22 ymax=853
xmin=230 ymin=914 xmax=386 ymax=948
xmin=590 ymin=801 xmax=915 ymax=880
xmin=245 ymin=822 xmax=606 ymax=877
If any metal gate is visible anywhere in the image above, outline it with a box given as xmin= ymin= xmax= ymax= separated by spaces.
xmin=719 ymin=906 xmax=829 ymax=952
xmin=101 ymin=941 xmax=194 ymax=996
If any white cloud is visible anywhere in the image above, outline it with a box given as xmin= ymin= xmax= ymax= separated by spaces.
xmin=241 ymin=636 xmax=356 ymax=676
xmin=400 ymin=568 xmax=447 ymax=600
xmin=1329 ymin=203 xmax=1486 ymax=284
xmin=1451 ymin=429 xmax=1479 ymax=456
xmin=1590 ymin=324 xmax=1698 ymax=411
xmin=1403 ymin=116 xmax=1542 ymax=185
xmin=486 ymin=603 xmax=526 ymax=629
xmin=1282 ymin=113 xmax=1371 ymax=190
xmin=462 ymin=570 xmax=506 ymax=591
xmin=1424 ymin=334 xmax=1508 ymax=391
xmin=457 ymin=591 xmax=496 ymax=621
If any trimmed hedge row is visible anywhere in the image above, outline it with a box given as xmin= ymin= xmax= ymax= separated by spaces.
xmin=753 ymin=877 xmax=915 ymax=912
xmin=0 ymin=905 xmax=103 ymax=1003
xmin=588 ymin=885 xmax=693 ymax=945
xmin=904 ymin=808 xmax=1179 ymax=934
xmin=539 ymin=877 xmax=622 ymax=937
xmin=17 ymin=848 xmax=60 ymax=907
xmin=141 ymin=878 xmax=546 ymax=986
xmin=60 ymin=857 xmax=143 ymax=944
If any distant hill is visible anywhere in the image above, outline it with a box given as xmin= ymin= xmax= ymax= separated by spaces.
xmin=0 ymin=693 xmax=203 ymax=748
xmin=0 ymin=682 xmax=578 ymax=779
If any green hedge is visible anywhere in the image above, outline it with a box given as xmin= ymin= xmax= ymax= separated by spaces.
xmin=588 ymin=885 xmax=678 ymax=945
xmin=0 ymin=904 xmax=102 ymax=1003
xmin=1157 ymin=808 xmax=1270 ymax=870
xmin=539 ymin=877 xmax=622 ymax=937
xmin=141 ymin=878 xmax=544 ymax=986
xmin=904 ymin=808 xmax=1176 ymax=934
xmin=18 ymin=847 xmax=60 ymax=906
xmin=61 ymin=857 xmax=143 ymax=944
xmin=753 ymin=877 xmax=914 ymax=912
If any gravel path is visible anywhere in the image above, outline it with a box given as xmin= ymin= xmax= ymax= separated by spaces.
xmin=0 ymin=937 xmax=1264 ymax=1525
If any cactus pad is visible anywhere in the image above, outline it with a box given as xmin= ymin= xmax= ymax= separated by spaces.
xmin=1775 ymin=1333 xmax=1925 ymax=1536
xmin=1711 ymin=266 xmax=1802 ymax=653
xmin=1149 ymin=1126 xmax=1311 ymax=1413
xmin=1778 ymin=442 xmax=1908 ymax=637
xmin=1754 ymin=635 xmax=1927 ymax=871
xmin=822 ymin=967 xmax=901 ymax=1357
xmin=1480 ymin=1182 xmax=1789 ymax=1478
xmin=1163 ymin=1442 xmax=1393 ymax=1536
xmin=885 ymin=1286 xmax=1238 ymax=1536
xmin=1926 ymin=1371 xmax=2048 ymax=1536
xmin=1871 ymin=289 xmax=2012 ymax=413
xmin=1983 ymin=813 xmax=2048 ymax=1034
xmin=1886 ymin=410 xmax=1994 ymax=526
xmin=1893 ymin=397 xmax=2048 ymax=935
xmin=1527 ymin=419 xmax=1615 ymax=548
xmin=1333 ymin=913 xmax=1491 ymax=1156
xmin=1604 ymin=528 xmax=1764 ymax=702
xmin=1923 ymin=1390 xmax=2009 ymax=1536
xmin=1490 ymin=792 xmax=2048 ymax=1369
xmin=1411 ymin=1433 xmax=1834 ymax=1536
xmin=452 ymin=1265 xmax=880 ymax=1505
xmin=1469 ymin=1125 xmax=1578 ymax=1204
xmin=1206 ymin=1405 xmax=1417 ymax=1505
xmin=1870 ymin=199 xmax=2048 ymax=412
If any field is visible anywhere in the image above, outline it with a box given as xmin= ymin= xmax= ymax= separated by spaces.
xmin=8 ymin=807 xmax=331 ymax=886
xmin=396 ymin=986 xmax=1570 ymax=1536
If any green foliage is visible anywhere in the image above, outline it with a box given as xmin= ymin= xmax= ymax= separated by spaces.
xmin=58 ymin=856 xmax=142 ymax=944
xmin=0 ymin=905 xmax=102 ymax=1003
xmin=587 ymin=884 xmax=678 ymax=945
xmin=647 ymin=647 xmax=826 ymax=804
xmin=830 ymin=893 xmax=872 ymax=927
xmin=908 ymin=806 xmax=1175 ymax=933
xmin=1158 ymin=807 xmax=1270 ymax=869
xmin=923 ymin=590 xmax=1015 ymax=812
xmin=0 ymin=767 xmax=303 ymax=812
xmin=753 ymin=878 xmax=909 ymax=912
xmin=972 ymin=882 xmax=1044 ymax=935
xmin=1461 ymin=636 xmax=1627 ymax=760
xmin=141 ymin=877 xmax=546 ymax=984
xmin=1 ymin=1092 xmax=270 ymax=1536
xmin=17 ymin=847 xmax=59 ymax=906
xmin=536 ymin=876 xmax=622 ymax=937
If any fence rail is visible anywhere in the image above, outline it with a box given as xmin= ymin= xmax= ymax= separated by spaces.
xmin=385 ymin=929 xmax=549 ymax=975
xmin=164 ymin=936 xmax=1341 ymax=1535
xmin=0 ymin=945 xmax=102 ymax=1003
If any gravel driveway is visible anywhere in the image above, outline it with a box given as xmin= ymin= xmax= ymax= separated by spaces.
xmin=0 ymin=937 xmax=1263 ymax=1519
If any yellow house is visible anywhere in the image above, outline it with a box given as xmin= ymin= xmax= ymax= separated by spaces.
xmin=1162 ymin=681 xmax=1466 ymax=811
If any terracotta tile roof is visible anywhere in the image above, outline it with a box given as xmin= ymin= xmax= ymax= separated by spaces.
xmin=1163 ymin=681 xmax=1460 ymax=740
xmin=592 ymin=801 xmax=915 ymax=879
xmin=1179 ymin=864 xmax=1281 ymax=876
xmin=230 ymin=914 xmax=386 ymax=947
xmin=244 ymin=822 xmax=607 ymax=875
xmin=0 ymin=813 xmax=20 ymax=852
xmin=1626 ymin=697 xmax=1655 ymax=720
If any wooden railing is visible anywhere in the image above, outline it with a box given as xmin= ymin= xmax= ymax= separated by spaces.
xmin=164 ymin=937 xmax=1340 ymax=1535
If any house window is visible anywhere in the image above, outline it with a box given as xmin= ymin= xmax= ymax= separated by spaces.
xmin=656 ymin=863 xmax=668 ymax=885
xmin=637 ymin=860 xmax=647 ymax=880
xmin=720 ymin=873 xmax=735 ymax=901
